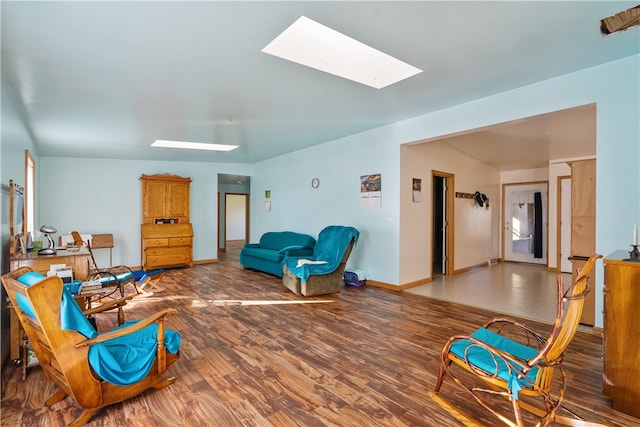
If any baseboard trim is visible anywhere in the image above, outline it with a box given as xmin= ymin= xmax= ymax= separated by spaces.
xmin=366 ymin=277 xmax=432 ymax=291
xmin=194 ymin=259 xmax=218 ymax=265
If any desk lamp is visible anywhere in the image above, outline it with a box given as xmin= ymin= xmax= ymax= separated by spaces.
xmin=38 ymin=225 xmax=57 ymax=255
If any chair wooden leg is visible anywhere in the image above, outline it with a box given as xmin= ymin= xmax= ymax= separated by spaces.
xmin=517 ymin=401 xmax=610 ymax=427
xmin=69 ymin=408 xmax=99 ymax=427
xmin=434 ymin=359 xmax=450 ymax=392
xmin=511 ymin=398 xmax=525 ymax=427
xmin=117 ymin=305 xmax=125 ymax=326
xmin=45 ymin=388 xmax=68 ymax=406
xmin=429 ymin=391 xmax=484 ymax=427
xmin=153 ymin=376 xmax=176 ymax=390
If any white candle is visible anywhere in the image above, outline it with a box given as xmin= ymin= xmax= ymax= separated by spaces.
xmin=634 ymin=225 xmax=638 ymax=246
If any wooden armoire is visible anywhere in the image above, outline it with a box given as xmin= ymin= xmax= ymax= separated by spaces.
xmin=140 ymin=174 xmax=194 ymax=270
xmin=603 ymin=251 xmax=640 ymax=418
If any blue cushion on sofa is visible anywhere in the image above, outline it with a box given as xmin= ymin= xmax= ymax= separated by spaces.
xmin=259 ymin=231 xmax=315 ymax=251
xmin=241 ymin=247 xmax=284 ymax=263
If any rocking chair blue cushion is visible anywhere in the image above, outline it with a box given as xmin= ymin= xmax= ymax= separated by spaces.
xmin=449 ymin=327 xmax=539 ymax=386
xmin=17 ymin=271 xmax=181 ymax=387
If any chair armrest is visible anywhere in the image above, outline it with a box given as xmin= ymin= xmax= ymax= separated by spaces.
xmin=243 ymin=243 xmax=259 ymax=249
xmin=82 ymin=295 xmax=135 ymax=316
xmin=75 ymin=308 xmax=177 ymax=347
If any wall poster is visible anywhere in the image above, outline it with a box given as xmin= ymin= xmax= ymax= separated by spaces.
xmin=412 ymin=178 xmax=422 ymax=202
xmin=360 ymin=174 xmax=381 ymax=208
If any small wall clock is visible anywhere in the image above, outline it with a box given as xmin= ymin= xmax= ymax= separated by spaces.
xmin=311 ymin=178 xmax=320 ymax=189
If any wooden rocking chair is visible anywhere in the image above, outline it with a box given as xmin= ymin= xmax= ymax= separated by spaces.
xmin=2 ymin=267 xmax=180 ymax=427
xmin=432 ymin=254 xmax=605 ymax=427
xmin=71 ymin=230 xmax=165 ymax=301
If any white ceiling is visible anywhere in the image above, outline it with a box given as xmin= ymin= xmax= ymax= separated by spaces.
xmin=2 ymin=2 xmax=638 ymax=170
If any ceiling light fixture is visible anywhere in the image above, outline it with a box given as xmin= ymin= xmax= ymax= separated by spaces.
xmin=151 ymin=140 xmax=238 ymax=151
xmin=262 ymin=16 xmax=422 ymax=89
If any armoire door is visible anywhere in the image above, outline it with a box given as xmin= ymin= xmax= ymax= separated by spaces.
xmin=570 ymin=159 xmax=596 ymax=325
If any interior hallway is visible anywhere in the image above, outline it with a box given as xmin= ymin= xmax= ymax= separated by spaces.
xmin=405 ymin=262 xmax=572 ymax=325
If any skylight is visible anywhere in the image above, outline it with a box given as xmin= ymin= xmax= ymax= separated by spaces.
xmin=151 ymin=140 xmax=238 ymax=151
xmin=262 ymin=16 xmax=422 ymax=89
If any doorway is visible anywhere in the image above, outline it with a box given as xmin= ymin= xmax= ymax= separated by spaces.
xmin=222 ymin=193 xmax=249 ymax=251
xmin=503 ymin=182 xmax=548 ymax=264
xmin=432 ymin=171 xmax=454 ymax=276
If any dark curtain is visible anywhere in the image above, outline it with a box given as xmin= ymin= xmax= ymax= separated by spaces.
xmin=533 ymin=192 xmax=543 ymax=258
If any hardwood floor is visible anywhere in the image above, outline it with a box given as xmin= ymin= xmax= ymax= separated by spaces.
xmin=1 ymin=250 xmax=636 ymax=426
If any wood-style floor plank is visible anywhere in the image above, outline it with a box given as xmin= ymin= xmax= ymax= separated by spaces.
xmin=1 ymin=249 xmax=637 ymax=426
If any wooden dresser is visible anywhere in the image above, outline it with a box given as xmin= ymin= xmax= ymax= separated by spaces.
xmin=603 ymin=250 xmax=640 ymax=418
xmin=141 ymin=223 xmax=193 ymax=269
xmin=140 ymin=173 xmax=193 ymax=270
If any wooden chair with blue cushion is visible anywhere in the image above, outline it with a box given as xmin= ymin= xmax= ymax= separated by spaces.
xmin=71 ymin=231 xmax=165 ymax=312
xmin=2 ymin=267 xmax=181 ymax=427
xmin=431 ymin=254 xmax=605 ymax=427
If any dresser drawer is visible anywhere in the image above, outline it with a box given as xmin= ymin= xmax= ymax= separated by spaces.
xmin=145 ymin=251 xmax=192 ymax=268
xmin=147 ymin=246 xmax=189 ymax=256
xmin=169 ymin=237 xmax=192 ymax=247
xmin=144 ymin=238 xmax=169 ymax=248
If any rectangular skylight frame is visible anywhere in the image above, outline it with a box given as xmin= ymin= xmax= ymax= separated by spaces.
xmin=151 ymin=140 xmax=238 ymax=151
xmin=262 ymin=16 xmax=422 ymax=89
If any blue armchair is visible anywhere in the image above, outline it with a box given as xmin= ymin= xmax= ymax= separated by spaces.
xmin=282 ymin=225 xmax=359 ymax=296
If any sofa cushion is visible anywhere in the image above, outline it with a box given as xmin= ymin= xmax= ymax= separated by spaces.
xmin=241 ymin=247 xmax=284 ymax=263
xmin=259 ymin=231 xmax=315 ymax=251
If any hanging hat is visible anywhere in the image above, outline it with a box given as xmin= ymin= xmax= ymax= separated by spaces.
xmin=474 ymin=191 xmax=484 ymax=207
xmin=481 ymin=193 xmax=490 ymax=209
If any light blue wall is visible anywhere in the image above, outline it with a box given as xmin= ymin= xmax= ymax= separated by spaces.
xmin=253 ymin=127 xmax=401 ymax=284
xmin=251 ymin=54 xmax=640 ymax=328
xmin=1 ymin=73 xmax=41 ymax=357
xmin=39 ymin=158 xmax=253 ymax=268
xmin=1 ymin=73 xmax=40 ymax=272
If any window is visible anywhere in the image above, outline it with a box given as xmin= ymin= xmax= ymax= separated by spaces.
xmin=25 ymin=150 xmax=35 ymax=237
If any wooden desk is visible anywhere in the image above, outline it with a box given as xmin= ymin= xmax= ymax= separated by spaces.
xmin=603 ymin=251 xmax=640 ymax=418
xmin=10 ymin=247 xmax=91 ymax=281
xmin=8 ymin=247 xmax=92 ymax=360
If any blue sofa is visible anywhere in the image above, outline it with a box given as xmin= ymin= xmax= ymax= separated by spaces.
xmin=239 ymin=231 xmax=316 ymax=277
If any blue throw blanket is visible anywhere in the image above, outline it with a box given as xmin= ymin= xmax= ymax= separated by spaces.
xmin=284 ymin=226 xmax=359 ymax=283
xmin=88 ymin=321 xmax=181 ymax=386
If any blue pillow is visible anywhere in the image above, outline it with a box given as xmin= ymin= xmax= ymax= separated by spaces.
xmin=16 ymin=272 xmax=46 ymax=318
